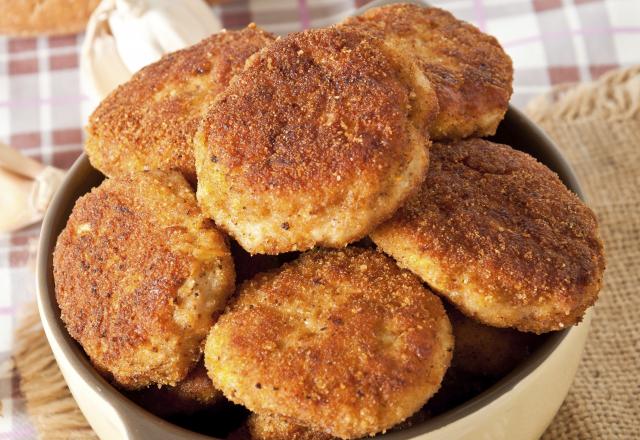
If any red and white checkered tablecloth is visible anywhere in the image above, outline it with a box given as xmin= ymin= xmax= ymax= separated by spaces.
xmin=1 ymin=0 xmax=639 ymax=438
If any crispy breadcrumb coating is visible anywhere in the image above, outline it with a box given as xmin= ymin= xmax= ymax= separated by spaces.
xmin=342 ymin=4 xmax=513 ymax=140
xmin=54 ymin=171 xmax=235 ymax=389
xmin=86 ymin=25 xmax=274 ymax=183
xmin=371 ymin=139 xmax=605 ymax=333
xmin=205 ymin=248 xmax=453 ymax=439
xmin=195 ymin=28 xmax=432 ymax=254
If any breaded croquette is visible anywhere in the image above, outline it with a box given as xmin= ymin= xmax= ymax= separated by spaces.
xmin=129 ymin=360 xmax=222 ymax=417
xmin=245 ymin=413 xmax=335 ymax=440
xmin=341 ymin=4 xmax=513 ymax=140
xmin=86 ymin=25 xmax=274 ymax=183
xmin=205 ymin=248 xmax=453 ymax=439
xmin=195 ymin=27 xmax=433 ymax=254
xmin=371 ymin=139 xmax=605 ymax=334
xmin=447 ymin=306 xmax=539 ymax=378
xmin=54 ymin=171 xmax=235 ymax=389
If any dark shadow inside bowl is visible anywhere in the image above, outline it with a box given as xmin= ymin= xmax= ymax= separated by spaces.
xmin=37 ymin=106 xmax=582 ymax=439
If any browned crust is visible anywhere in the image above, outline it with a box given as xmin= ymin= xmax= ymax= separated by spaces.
xmin=341 ymin=4 xmax=513 ymax=140
xmin=129 ymin=360 xmax=222 ymax=416
xmin=53 ymin=171 xmax=234 ymax=388
xmin=0 ymin=0 xmax=99 ymax=36
xmin=246 ymin=413 xmax=335 ymax=440
xmin=371 ymin=139 xmax=605 ymax=333
xmin=169 ymin=359 xmax=221 ymax=404
xmin=199 ymin=27 xmax=424 ymax=194
xmin=86 ymin=25 xmax=274 ymax=183
xmin=238 ymin=409 xmax=431 ymax=440
xmin=447 ymin=306 xmax=539 ymax=378
xmin=205 ymin=248 xmax=453 ymax=439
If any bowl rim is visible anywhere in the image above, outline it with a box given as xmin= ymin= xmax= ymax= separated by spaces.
xmin=36 ymin=104 xmax=586 ymax=440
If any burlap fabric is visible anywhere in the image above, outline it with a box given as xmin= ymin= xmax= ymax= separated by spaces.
xmin=12 ymin=66 xmax=640 ymax=439
xmin=530 ymin=66 xmax=640 ymax=440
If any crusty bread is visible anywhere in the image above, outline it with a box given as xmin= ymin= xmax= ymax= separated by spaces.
xmin=0 ymin=0 xmax=100 ymax=36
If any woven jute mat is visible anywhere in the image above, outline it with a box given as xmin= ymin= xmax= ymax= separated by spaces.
xmin=530 ymin=66 xmax=640 ymax=439
xmin=11 ymin=66 xmax=640 ymax=439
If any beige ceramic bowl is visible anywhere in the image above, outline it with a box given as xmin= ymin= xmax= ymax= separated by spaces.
xmin=35 ymin=2 xmax=592 ymax=436
xmin=36 ymin=105 xmax=591 ymax=440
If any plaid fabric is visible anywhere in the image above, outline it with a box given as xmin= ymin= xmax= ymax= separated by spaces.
xmin=1 ymin=0 xmax=639 ymax=437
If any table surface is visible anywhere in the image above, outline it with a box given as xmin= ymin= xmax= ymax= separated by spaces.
xmin=1 ymin=0 xmax=639 ymax=438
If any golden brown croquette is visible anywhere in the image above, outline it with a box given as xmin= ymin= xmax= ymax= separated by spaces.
xmin=85 ymin=25 xmax=275 ymax=183
xmin=447 ymin=306 xmax=539 ymax=378
xmin=245 ymin=413 xmax=335 ymax=440
xmin=341 ymin=4 xmax=513 ymax=140
xmin=204 ymin=248 xmax=453 ymax=439
xmin=129 ymin=360 xmax=222 ymax=416
xmin=54 ymin=171 xmax=235 ymax=389
xmin=371 ymin=139 xmax=605 ymax=333
xmin=195 ymin=27 xmax=433 ymax=254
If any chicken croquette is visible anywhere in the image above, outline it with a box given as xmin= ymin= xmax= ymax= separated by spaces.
xmin=371 ymin=139 xmax=605 ymax=334
xmin=86 ymin=25 xmax=274 ymax=183
xmin=204 ymin=248 xmax=453 ymax=439
xmin=244 ymin=414 xmax=335 ymax=440
xmin=447 ymin=306 xmax=539 ymax=378
xmin=422 ymin=308 xmax=541 ymax=415
xmin=195 ymin=27 xmax=433 ymax=254
xmin=236 ymin=409 xmax=433 ymax=440
xmin=130 ymin=360 xmax=222 ymax=416
xmin=341 ymin=4 xmax=513 ymax=140
xmin=53 ymin=171 xmax=235 ymax=389
xmin=169 ymin=360 xmax=221 ymax=406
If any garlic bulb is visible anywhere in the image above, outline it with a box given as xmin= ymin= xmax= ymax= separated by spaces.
xmin=81 ymin=0 xmax=222 ymax=104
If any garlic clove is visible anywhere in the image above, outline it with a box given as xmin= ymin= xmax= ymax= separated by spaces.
xmin=0 ymin=170 xmax=35 ymax=233
xmin=0 ymin=142 xmax=66 ymax=233
xmin=81 ymin=20 xmax=132 ymax=104
xmin=109 ymin=8 xmax=166 ymax=73
xmin=31 ymin=167 xmax=66 ymax=215
xmin=0 ymin=167 xmax=65 ymax=233
xmin=0 ymin=141 xmax=48 ymax=180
